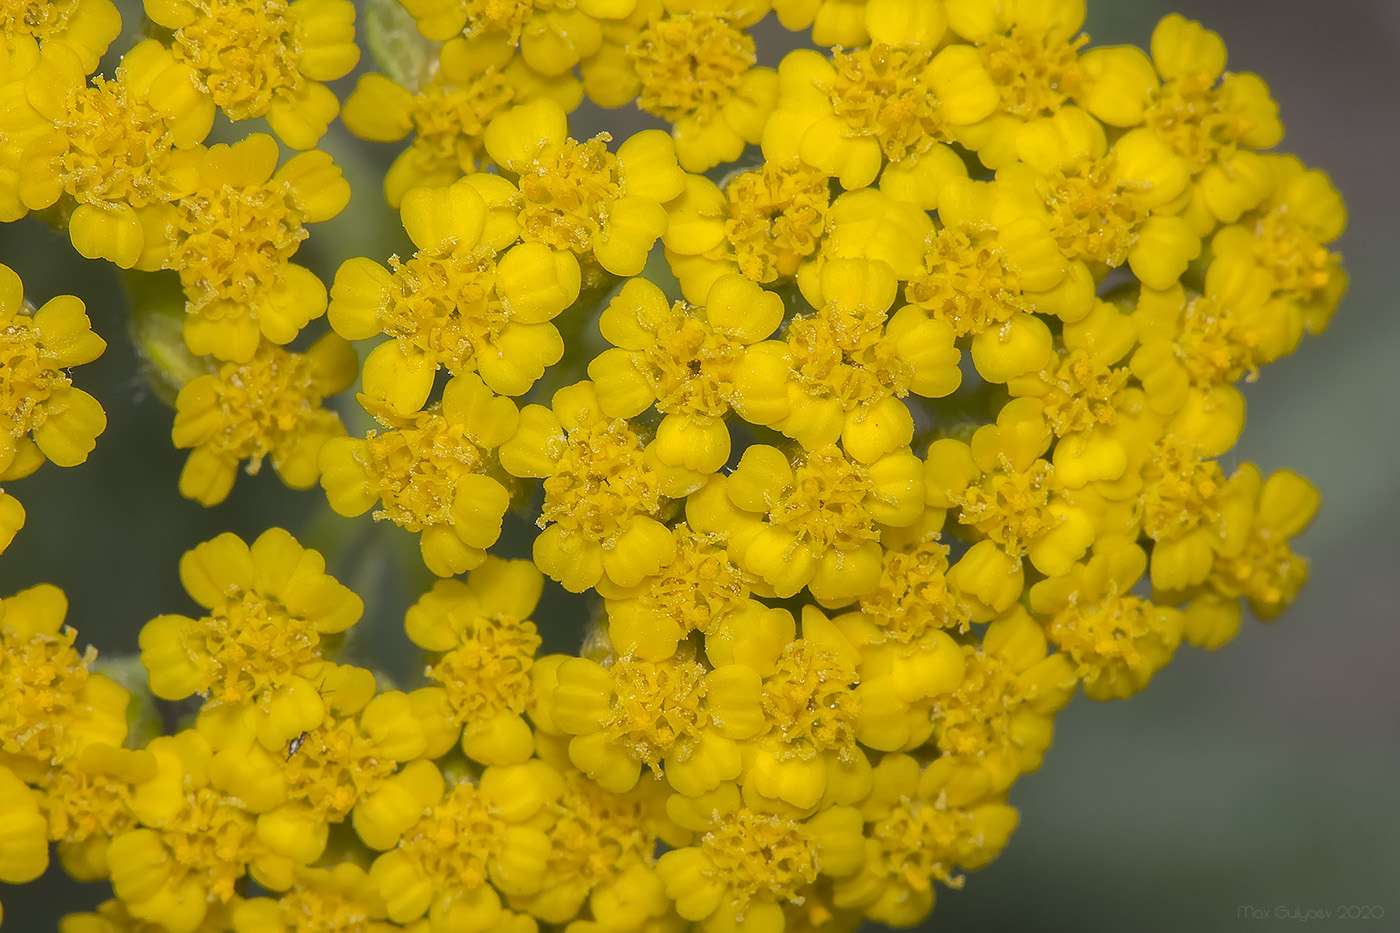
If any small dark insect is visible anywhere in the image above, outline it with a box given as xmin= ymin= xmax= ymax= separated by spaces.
xmin=287 ymin=732 xmax=308 ymax=759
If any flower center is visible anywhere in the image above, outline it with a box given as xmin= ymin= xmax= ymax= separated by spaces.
xmin=630 ymin=12 xmax=755 ymax=124
xmin=174 ymin=186 xmax=306 ymax=309
xmin=174 ymin=0 xmax=302 ymax=119
xmin=644 ymin=301 xmax=742 ymax=417
xmin=276 ymin=877 xmax=381 ymax=933
xmin=539 ymin=417 xmax=661 ymax=545
xmin=632 ymin=526 xmax=748 ymax=636
xmin=873 ymin=799 xmax=979 ymax=890
xmin=762 ymin=641 xmax=859 ymax=761
xmin=163 ymin=787 xmax=260 ymax=901
xmin=1043 ymin=161 xmax=1149 ymax=267
xmin=725 ymin=159 xmax=831 ymax=283
xmin=201 ymin=594 xmax=322 ymax=705
xmin=1046 ymin=593 xmax=1165 ymax=683
xmin=383 ymin=247 xmax=509 ymax=373
xmin=786 ymin=301 xmax=910 ymax=407
xmin=980 ymin=26 xmax=1086 ymax=118
xmin=0 ymin=627 xmax=92 ymax=764
xmin=283 ymin=715 xmax=396 ymax=820
xmin=198 ymin=347 xmax=328 ymax=468
xmin=701 ymin=809 xmax=818 ymax=903
xmin=0 ymin=318 xmax=68 ymax=437
xmin=411 ymin=75 xmax=516 ymax=169
xmin=906 ymin=229 xmax=1021 ymax=337
xmin=860 ymin=537 xmax=967 ymax=641
xmin=1034 ymin=351 xmax=1130 ymax=436
xmin=767 ymin=446 xmax=879 ymax=551
xmin=1251 ymin=212 xmax=1342 ymax=299
xmin=957 ymin=459 xmax=1055 ymax=555
xmin=0 ymin=0 xmax=78 ymax=39
xmin=368 ymin=414 xmax=486 ymax=530
xmin=828 ymin=44 xmax=943 ymax=161
xmin=466 ymin=0 xmax=572 ymax=43
xmin=548 ymin=772 xmax=659 ymax=890
xmin=1176 ymin=294 xmax=1262 ymax=385
xmin=1140 ymin=436 xmax=1222 ymax=541
xmin=57 ymin=78 xmax=178 ymax=208
xmin=515 ymin=135 xmax=621 ymax=255
xmin=603 ymin=657 xmax=708 ymax=769
xmin=399 ymin=783 xmax=499 ymax=888
xmin=427 ymin=615 xmax=539 ymax=721
xmin=932 ymin=648 xmax=1019 ymax=759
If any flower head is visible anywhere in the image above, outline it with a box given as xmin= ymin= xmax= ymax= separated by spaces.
xmin=144 ymin=0 xmax=359 ymax=148
xmin=138 ymin=528 xmax=363 ymax=748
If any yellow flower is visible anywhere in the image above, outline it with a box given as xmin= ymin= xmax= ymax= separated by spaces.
xmin=12 ymin=40 xmax=213 ymax=267
xmin=857 ymin=512 xmax=971 ymax=639
xmin=763 ymin=41 xmax=998 ymax=190
xmin=547 ymin=652 xmax=762 ymax=796
xmin=1211 ymin=154 xmax=1348 ymax=334
xmin=172 ymin=334 xmax=356 ymax=506
xmin=1134 ymin=435 xmax=1255 ymax=591
xmin=662 ymin=158 xmax=832 ymax=303
xmin=0 ymin=763 xmax=48 ymax=885
xmin=561 ymin=860 xmax=680 ymax=933
xmin=993 ymin=106 xmax=1198 ymax=289
xmin=942 ymin=0 xmax=1089 ymax=168
xmin=1199 ymin=465 xmax=1319 ymax=623
xmin=903 ymin=224 xmax=1038 ymax=338
xmin=1077 ymin=14 xmax=1282 ymax=227
xmin=657 ymin=781 xmax=865 ymax=931
xmin=198 ymin=672 xmax=436 ymax=860
xmin=110 ymin=730 xmax=283 ymax=933
xmin=819 ymin=600 xmax=963 ymax=756
xmin=731 ymin=257 xmax=960 ymax=463
xmin=328 ymin=177 xmax=578 ymax=415
xmin=830 ymin=754 xmax=1017 ymax=927
xmin=1030 ymin=537 xmax=1183 ymax=700
xmin=0 ymin=0 xmax=122 ymax=73
xmin=0 ymin=583 xmax=129 ymax=779
xmin=1133 ymin=258 xmax=1299 ymax=399
xmin=404 ymin=558 xmax=543 ymax=764
xmin=151 ymin=133 xmax=351 ymax=361
xmin=590 ymin=272 xmax=784 ymax=473
xmin=520 ymin=764 xmax=680 ymax=925
xmin=925 ymin=607 xmax=1075 ymax=791
xmin=601 ymin=523 xmax=754 ymax=661
xmin=739 ymin=610 xmax=874 ymax=810
xmin=501 ymin=380 xmax=687 ymax=592
xmin=319 ymin=373 xmax=519 ymax=577
xmin=483 ymin=98 xmax=686 ymax=276
xmin=144 ymin=0 xmax=359 ymax=149
xmin=42 ymin=743 xmax=156 ymax=881
xmin=689 ymin=442 xmax=924 ymax=603
xmin=342 ymin=35 xmax=582 ymax=207
xmin=586 ymin=9 xmax=777 ymax=172
xmin=370 ymin=760 xmax=560 ymax=930
xmin=138 ymin=528 xmax=364 ymax=749
xmin=925 ymin=398 xmax=1096 ymax=579
xmin=232 ymin=864 xmax=397 ymax=933
xmin=0 ymin=262 xmax=107 ymax=477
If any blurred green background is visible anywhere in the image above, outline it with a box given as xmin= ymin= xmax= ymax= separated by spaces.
xmin=2 ymin=0 xmax=1397 ymax=930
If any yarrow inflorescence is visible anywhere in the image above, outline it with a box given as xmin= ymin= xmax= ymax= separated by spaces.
xmin=0 ymin=0 xmax=1345 ymax=929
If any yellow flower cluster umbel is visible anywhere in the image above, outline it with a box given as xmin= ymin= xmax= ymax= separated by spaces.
xmin=0 ymin=0 xmax=1345 ymax=930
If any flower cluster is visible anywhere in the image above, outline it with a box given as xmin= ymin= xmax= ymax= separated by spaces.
xmin=0 ymin=0 xmax=1344 ymax=930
